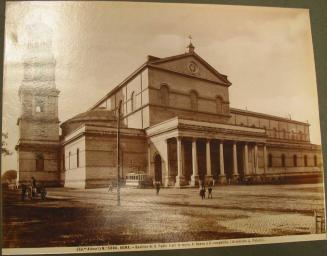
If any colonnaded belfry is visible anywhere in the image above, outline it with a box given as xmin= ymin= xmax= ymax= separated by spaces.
xmin=16 ymin=28 xmax=323 ymax=188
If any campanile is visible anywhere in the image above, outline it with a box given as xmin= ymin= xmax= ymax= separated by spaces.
xmin=16 ymin=23 xmax=60 ymax=186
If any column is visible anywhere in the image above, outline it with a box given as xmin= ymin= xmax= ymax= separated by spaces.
xmin=250 ymin=146 xmax=254 ymax=174
xmin=205 ymin=139 xmax=213 ymax=184
xmin=218 ymin=140 xmax=226 ymax=184
xmin=254 ymin=144 xmax=258 ymax=174
xmin=191 ymin=138 xmax=199 ymax=186
xmin=164 ymin=139 xmax=170 ymax=187
xmin=233 ymin=141 xmax=238 ymax=177
xmin=244 ymin=143 xmax=249 ymax=176
xmin=263 ymin=144 xmax=267 ymax=174
xmin=175 ymin=137 xmax=185 ymax=187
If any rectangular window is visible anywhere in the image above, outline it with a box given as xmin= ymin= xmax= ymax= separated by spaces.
xmin=268 ymin=154 xmax=273 ymax=167
xmin=69 ymin=152 xmax=71 ymax=169
xmin=36 ymin=158 xmax=44 ymax=171
xmin=304 ymin=155 xmax=308 ymax=167
xmin=77 ymin=149 xmax=80 ymax=168
xmin=63 ymin=154 xmax=65 ymax=170
xmin=281 ymin=154 xmax=286 ymax=167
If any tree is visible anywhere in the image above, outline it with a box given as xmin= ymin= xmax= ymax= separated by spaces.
xmin=2 ymin=170 xmax=17 ymax=183
xmin=1 ymin=133 xmax=12 ymax=156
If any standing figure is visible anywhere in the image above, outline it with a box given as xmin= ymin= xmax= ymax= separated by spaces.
xmin=31 ymin=177 xmax=37 ymax=196
xmin=200 ymin=186 xmax=206 ymax=200
xmin=21 ymin=184 xmax=27 ymax=201
xmin=155 ymin=182 xmax=160 ymax=195
xmin=208 ymin=185 xmax=213 ymax=199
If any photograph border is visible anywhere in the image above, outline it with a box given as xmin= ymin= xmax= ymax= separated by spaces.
xmin=0 ymin=0 xmax=326 ymax=255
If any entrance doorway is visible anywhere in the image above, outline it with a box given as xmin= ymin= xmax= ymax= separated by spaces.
xmin=223 ymin=142 xmax=233 ymax=180
xmin=154 ymin=154 xmax=162 ymax=183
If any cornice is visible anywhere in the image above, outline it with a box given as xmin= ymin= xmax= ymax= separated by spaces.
xmin=231 ymin=108 xmax=310 ymax=126
xmin=148 ymin=65 xmax=230 ymax=87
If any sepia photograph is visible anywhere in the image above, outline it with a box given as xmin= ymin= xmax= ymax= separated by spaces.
xmin=1 ymin=1 xmax=326 ymax=255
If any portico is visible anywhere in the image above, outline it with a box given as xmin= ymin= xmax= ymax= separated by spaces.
xmin=146 ymin=117 xmax=268 ymax=187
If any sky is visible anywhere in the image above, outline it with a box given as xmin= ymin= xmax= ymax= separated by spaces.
xmin=1 ymin=1 xmax=322 ymax=173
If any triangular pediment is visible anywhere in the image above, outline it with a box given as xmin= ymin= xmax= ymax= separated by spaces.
xmin=148 ymin=52 xmax=231 ymax=86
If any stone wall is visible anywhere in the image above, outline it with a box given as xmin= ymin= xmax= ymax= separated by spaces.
xmin=97 ymin=69 xmax=149 ymax=129
xmin=17 ymin=144 xmax=60 ymax=186
xmin=17 ymin=86 xmax=60 ymax=186
xmin=19 ymin=119 xmax=59 ymax=141
xmin=85 ymin=133 xmax=147 ymax=188
xmin=62 ymin=136 xmax=86 ymax=188
xmin=62 ymin=127 xmax=148 ymax=188
xmin=147 ymin=68 xmax=230 ymax=126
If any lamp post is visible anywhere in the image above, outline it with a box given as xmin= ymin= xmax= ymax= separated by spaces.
xmin=116 ymin=100 xmax=122 ymax=206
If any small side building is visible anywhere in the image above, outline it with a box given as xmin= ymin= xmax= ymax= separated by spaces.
xmin=60 ymin=108 xmax=147 ymax=188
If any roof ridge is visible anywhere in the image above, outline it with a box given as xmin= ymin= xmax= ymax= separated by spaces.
xmin=89 ymin=61 xmax=148 ymax=110
xmin=148 ymin=52 xmax=192 ymax=64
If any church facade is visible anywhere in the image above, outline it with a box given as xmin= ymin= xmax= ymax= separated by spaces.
xmin=16 ymin=34 xmax=323 ymax=188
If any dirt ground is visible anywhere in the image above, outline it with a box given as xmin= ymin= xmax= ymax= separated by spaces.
xmin=2 ymin=183 xmax=326 ymax=248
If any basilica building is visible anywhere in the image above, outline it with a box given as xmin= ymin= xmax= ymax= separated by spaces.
xmin=16 ymin=27 xmax=323 ymax=188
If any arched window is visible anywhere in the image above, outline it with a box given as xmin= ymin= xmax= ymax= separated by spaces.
xmin=130 ymin=91 xmax=135 ymax=112
xmin=304 ymin=155 xmax=308 ymax=167
xmin=281 ymin=154 xmax=286 ymax=167
xmin=36 ymin=153 xmax=44 ymax=171
xmin=190 ymin=90 xmax=198 ymax=111
xmin=35 ymin=97 xmax=45 ymax=113
xmin=293 ymin=154 xmax=297 ymax=167
xmin=216 ymin=96 xmax=223 ymax=114
xmin=36 ymin=106 xmax=42 ymax=113
xmin=268 ymin=154 xmax=273 ymax=167
xmin=160 ymin=85 xmax=169 ymax=106
xmin=314 ymin=155 xmax=318 ymax=167
xmin=76 ymin=148 xmax=80 ymax=168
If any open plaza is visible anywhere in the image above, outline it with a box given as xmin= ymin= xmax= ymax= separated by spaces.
xmin=2 ymin=183 xmax=325 ymax=248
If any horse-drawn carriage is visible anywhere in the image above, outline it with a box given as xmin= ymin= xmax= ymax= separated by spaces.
xmin=21 ymin=183 xmax=47 ymax=200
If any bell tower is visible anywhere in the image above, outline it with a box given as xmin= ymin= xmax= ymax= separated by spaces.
xmin=16 ymin=23 xmax=60 ymax=186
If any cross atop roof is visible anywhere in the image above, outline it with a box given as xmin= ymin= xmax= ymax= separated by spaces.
xmin=187 ymin=35 xmax=195 ymax=53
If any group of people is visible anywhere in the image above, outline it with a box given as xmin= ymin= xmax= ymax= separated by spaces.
xmin=154 ymin=181 xmax=215 ymax=199
xmin=21 ymin=176 xmax=47 ymax=200
xmin=107 ymin=179 xmax=214 ymax=199
xmin=199 ymin=183 xmax=213 ymax=200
